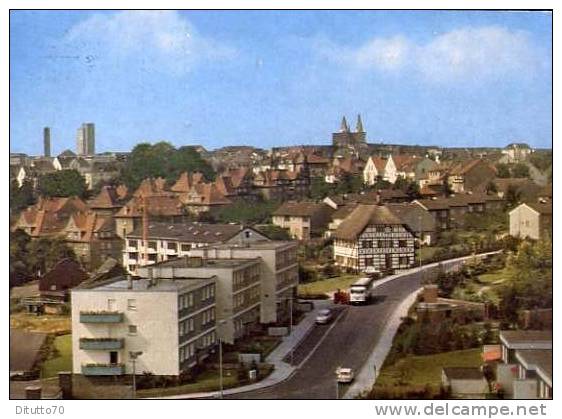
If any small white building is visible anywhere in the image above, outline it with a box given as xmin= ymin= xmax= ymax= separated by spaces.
xmin=509 ymin=202 xmax=552 ymax=240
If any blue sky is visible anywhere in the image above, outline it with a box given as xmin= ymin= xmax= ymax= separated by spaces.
xmin=10 ymin=10 xmax=552 ymax=155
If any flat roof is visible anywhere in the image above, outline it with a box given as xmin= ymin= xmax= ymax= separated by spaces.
xmin=75 ymin=276 xmax=215 ymax=293
xmin=515 ymin=349 xmax=552 ymax=385
xmin=500 ymin=330 xmax=552 ymax=348
xmin=198 ymin=240 xmax=297 ymax=250
xmin=144 ymin=257 xmax=260 ymax=270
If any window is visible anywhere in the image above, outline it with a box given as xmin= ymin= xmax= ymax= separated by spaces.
xmin=362 ymin=240 xmax=372 ymax=248
xmin=181 ymin=244 xmax=191 ymax=252
xmin=244 ymin=230 xmax=251 ymax=239
xmin=127 ymin=299 xmax=137 ymax=311
xmin=128 ymin=325 xmax=138 ymax=335
xmin=364 ymin=257 xmax=373 ymax=266
xmin=167 ymin=242 xmax=177 ymax=251
xmin=128 ymin=240 xmax=138 ymax=248
xmin=399 ymin=240 xmax=408 ymax=248
xmin=147 ymin=241 xmax=157 ymax=250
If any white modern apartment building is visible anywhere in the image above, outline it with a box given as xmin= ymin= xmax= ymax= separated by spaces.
xmin=123 ymin=222 xmax=268 ymax=274
xmin=138 ymin=257 xmax=262 ymax=344
xmin=189 ymin=240 xmax=299 ymax=325
xmin=71 ymin=275 xmax=217 ymax=377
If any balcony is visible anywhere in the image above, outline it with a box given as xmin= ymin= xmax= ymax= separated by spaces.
xmin=81 ymin=363 xmax=125 ymax=376
xmin=80 ymin=311 xmax=124 ymax=324
xmin=79 ymin=338 xmax=124 ymax=350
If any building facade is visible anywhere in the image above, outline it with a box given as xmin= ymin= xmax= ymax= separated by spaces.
xmin=509 ymin=202 xmax=552 ymax=240
xmin=272 ymin=202 xmax=334 ymax=240
xmin=333 ymin=204 xmax=415 ymax=273
xmin=123 ymin=222 xmax=268 ymax=274
xmin=189 ymin=241 xmax=299 ymax=325
xmin=72 ymin=276 xmax=217 ymax=377
xmin=76 ymin=123 xmax=95 ymax=156
xmin=137 ymin=258 xmax=261 ymax=344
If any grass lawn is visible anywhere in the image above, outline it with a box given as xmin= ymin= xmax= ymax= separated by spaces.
xmin=41 ymin=334 xmax=72 ymax=378
xmin=136 ymin=366 xmax=276 ymax=398
xmin=298 ymin=274 xmax=360 ymax=295
xmin=476 ymin=269 xmax=510 ymax=285
xmin=376 ymin=348 xmax=482 ymax=387
xmin=138 ymin=370 xmax=239 ymax=397
xmin=452 ymin=268 xmax=511 ymax=304
xmin=10 ymin=312 xmax=71 ymax=334
xmin=418 ymin=247 xmax=439 ymax=262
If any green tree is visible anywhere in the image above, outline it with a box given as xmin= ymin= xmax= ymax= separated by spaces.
xmin=495 ymin=163 xmax=511 ymax=178
xmin=309 ymin=177 xmax=334 ymax=200
xmin=505 ymin=185 xmax=522 ymax=207
xmin=511 ymin=163 xmax=530 ymax=178
xmin=214 ymin=199 xmax=280 ymax=224
xmin=335 ymin=173 xmax=363 ymax=194
xmin=10 ymin=229 xmax=32 ymax=285
xmin=167 ymin=146 xmax=215 ymax=182
xmin=122 ymin=142 xmax=215 ymax=190
xmin=10 ymin=179 xmax=35 ymax=213
xmin=37 ymin=170 xmax=87 ymax=198
xmin=529 ymin=152 xmax=552 ymax=172
xmin=485 ymin=181 xmax=498 ymax=194
xmin=499 ymin=238 xmax=552 ymax=324
xmin=26 ymin=237 xmax=77 ymax=276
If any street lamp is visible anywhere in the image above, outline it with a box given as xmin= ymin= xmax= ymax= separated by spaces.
xmin=129 ymin=351 xmax=143 ymax=399
xmin=217 ymin=319 xmax=227 ymax=399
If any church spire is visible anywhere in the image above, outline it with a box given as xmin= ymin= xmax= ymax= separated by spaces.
xmin=340 ymin=116 xmax=350 ymax=132
xmin=356 ymin=114 xmax=364 ymax=133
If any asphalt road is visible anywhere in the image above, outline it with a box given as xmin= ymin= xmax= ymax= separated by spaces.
xmin=229 ymin=269 xmax=426 ymax=399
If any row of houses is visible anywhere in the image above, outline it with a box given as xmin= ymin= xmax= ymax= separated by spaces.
xmin=11 ymin=151 xmax=126 ymax=190
xmin=72 ymin=238 xmax=298 ymax=377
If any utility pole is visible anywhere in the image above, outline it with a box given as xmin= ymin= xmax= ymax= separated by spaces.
xmin=129 ymin=351 xmax=143 ymax=399
xmin=219 ymin=336 xmax=223 ymax=399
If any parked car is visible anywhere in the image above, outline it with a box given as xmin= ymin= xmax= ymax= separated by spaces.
xmin=336 ymin=367 xmax=355 ymax=383
xmin=315 ymin=308 xmax=334 ymax=324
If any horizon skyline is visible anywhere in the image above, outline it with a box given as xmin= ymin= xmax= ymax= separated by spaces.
xmin=10 ymin=10 xmax=552 ymax=155
xmin=8 ymin=116 xmax=554 ymax=157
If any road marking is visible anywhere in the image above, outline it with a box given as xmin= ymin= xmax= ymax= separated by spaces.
xmin=296 ymin=306 xmax=348 ymax=369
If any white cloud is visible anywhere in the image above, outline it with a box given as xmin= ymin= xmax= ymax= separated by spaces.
xmin=62 ymin=11 xmax=236 ymax=75
xmin=354 ymin=35 xmax=412 ymax=71
xmin=417 ymin=26 xmax=537 ymax=81
xmin=315 ymin=26 xmax=540 ymax=82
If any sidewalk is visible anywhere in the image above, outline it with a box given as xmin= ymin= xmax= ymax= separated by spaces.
xmin=343 ymin=287 xmax=422 ymax=399
xmin=148 ymin=299 xmax=332 ymax=399
xmin=343 ymin=250 xmax=501 ymax=399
